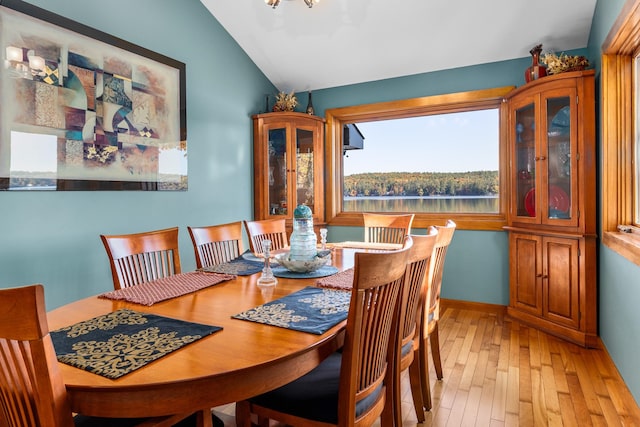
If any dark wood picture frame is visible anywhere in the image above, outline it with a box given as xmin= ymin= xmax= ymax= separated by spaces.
xmin=0 ymin=0 xmax=187 ymax=190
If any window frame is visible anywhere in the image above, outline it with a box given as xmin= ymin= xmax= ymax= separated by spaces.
xmin=324 ymin=86 xmax=514 ymax=231
xmin=601 ymin=0 xmax=640 ymax=266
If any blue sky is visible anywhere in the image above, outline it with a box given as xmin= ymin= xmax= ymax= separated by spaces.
xmin=343 ymin=108 xmax=500 ymax=176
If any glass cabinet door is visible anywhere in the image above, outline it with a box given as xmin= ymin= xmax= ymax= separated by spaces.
xmin=544 ymin=96 xmax=572 ymax=223
xmin=267 ymin=127 xmax=288 ymax=216
xmin=254 ymin=112 xmax=325 ymax=225
xmin=515 ymin=103 xmax=536 ymax=218
xmin=295 ymin=128 xmax=315 ymax=213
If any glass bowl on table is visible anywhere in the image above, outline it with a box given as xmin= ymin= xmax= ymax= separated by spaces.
xmin=275 ymin=250 xmax=331 ymax=273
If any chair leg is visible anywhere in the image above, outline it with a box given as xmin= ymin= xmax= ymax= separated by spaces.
xmin=234 ymin=401 xmax=252 ymax=427
xmin=197 ymin=409 xmax=214 ymax=427
xmin=430 ymin=322 xmax=443 ymax=380
xmin=407 ymin=357 xmax=426 ymax=421
xmin=380 ymin=379 xmax=395 ymax=427
xmin=418 ymin=338 xmax=432 ymax=412
xmin=391 ymin=363 xmax=405 ymax=427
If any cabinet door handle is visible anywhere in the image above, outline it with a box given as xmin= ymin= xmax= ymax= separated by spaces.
xmin=542 ymin=274 xmax=548 ymax=279
xmin=536 ymin=273 xmax=543 ymax=277
xmin=535 ymin=156 xmax=546 ymax=161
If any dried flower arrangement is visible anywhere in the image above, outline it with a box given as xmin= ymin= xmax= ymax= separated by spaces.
xmin=272 ymin=91 xmax=298 ymax=112
xmin=541 ymin=52 xmax=590 ymax=75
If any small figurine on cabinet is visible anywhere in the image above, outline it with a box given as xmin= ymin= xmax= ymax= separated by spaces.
xmin=525 ymin=44 xmax=547 ymax=83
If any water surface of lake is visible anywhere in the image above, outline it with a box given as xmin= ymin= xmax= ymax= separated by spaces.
xmin=343 ymin=195 xmax=499 ymax=213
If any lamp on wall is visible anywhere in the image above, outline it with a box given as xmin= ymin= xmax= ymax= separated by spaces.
xmin=5 ymin=46 xmax=22 ymax=62
xmin=27 ymin=50 xmax=45 ymax=75
xmin=265 ymin=0 xmax=320 ymax=9
xmin=4 ymin=46 xmax=45 ymax=78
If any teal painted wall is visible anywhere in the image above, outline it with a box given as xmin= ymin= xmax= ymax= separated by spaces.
xmin=587 ymin=0 xmax=640 ymax=403
xmin=0 ymin=0 xmax=275 ymax=309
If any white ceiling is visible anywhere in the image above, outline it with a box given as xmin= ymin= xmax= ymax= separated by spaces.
xmin=200 ymin=0 xmax=597 ymax=92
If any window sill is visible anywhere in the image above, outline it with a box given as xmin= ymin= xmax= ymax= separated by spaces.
xmin=603 ymin=229 xmax=640 ymax=267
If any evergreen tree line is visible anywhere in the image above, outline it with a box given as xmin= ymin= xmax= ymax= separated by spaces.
xmin=343 ymin=171 xmax=499 ymax=197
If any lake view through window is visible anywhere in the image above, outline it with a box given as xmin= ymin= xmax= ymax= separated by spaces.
xmin=343 ymin=109 xmax=500 ymax=213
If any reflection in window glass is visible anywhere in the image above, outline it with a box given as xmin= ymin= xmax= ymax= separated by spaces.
xmin=343 ymin=109 xmax=500 ymax=213
xmin=10 ymin=131 xmax=57 ymax=190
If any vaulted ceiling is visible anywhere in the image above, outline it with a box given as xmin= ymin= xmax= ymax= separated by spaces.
xmin=200 ymin=0 xmax=597 ymax=92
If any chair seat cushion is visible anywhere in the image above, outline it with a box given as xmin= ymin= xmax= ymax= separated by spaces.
xmin=401 ymin=340 xmax=414 ymax=357
xmin=249 ymin=351 xmax=382 ymax=424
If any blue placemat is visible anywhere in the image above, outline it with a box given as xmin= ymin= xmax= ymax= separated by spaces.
xmin=199 ymin=256 xmax=264 ymax=276
xmin=232 ymin=286 xmax=350 ymax=334
xmin=51 ymin=309 xmax=222 ymax=379
xmin=272 ymin=265 xmax=339 ymax=279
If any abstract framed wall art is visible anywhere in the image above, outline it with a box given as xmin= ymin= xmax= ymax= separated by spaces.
xmin=0 ymin=0 xmax=187 ymax=190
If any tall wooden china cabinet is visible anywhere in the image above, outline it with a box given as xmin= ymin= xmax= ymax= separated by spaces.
xmin=504 ymin=70 xmax=597 ymax=347
xmin=252 ymin=112 xmax=326 ymax=231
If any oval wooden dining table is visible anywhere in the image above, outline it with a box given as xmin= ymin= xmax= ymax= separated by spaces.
xmin=47 ymin=248 xmax=357 ymax=422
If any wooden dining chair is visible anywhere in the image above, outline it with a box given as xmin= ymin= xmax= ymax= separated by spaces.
xmin=392 ymin=229 xmax=438 ymax=425
xmin=100 ymin=227 xmax=182 ymax=290
xmin=362 ymin=213 xmax=415 ymax=245
xmin=187 ymin=221 xmax=244 ymax=268
xmin=243 ymin=219 xmax=288 ymax=255
xmin=235 ymin=241 xmax=413 ymax=427
xmin=0 ymin=284 xmax=209 ymax=427
xmin=418 ymin=219 xmax=456 ymax=410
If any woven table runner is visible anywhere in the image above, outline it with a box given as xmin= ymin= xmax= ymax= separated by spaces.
xmin=99 ymin=271 xmax=234 ymax=306
xmin=316 ymin=268 xmax=354 ymax=290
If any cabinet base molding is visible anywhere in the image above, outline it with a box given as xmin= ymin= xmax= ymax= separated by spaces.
xmin=507 ymin=306 xmax=599 ymax=348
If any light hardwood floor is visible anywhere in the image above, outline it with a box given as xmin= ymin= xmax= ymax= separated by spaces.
xmin=211 ymin=303 xmax=640 ymax=426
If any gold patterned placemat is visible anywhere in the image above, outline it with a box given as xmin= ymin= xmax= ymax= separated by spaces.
xmin=199 ymin=257 xmax=264 ymax=276
xmin=51 ymin=309 xmax=222 ymax=379
xmin=232 ymin=286 xmax=350 ymax=335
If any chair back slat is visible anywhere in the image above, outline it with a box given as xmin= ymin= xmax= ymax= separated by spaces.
xmin=363 ymin=213 xmax=414 ymax=244
xmin=100 ymin=227 xmax=181 ymax=290
xmin=188 ymin=222 xmax=244 ymax=268
xmin=243 ymin=219 xmax=288 ymax=255
xmin=201 ymin=240 xmax=241 ymax=267
xmin=400 ymin=229 xmax=438 ymax=355
xmin=338 ymin=242 xmax=412 ymax=423
xmin=0 ymin=285 xmax=203 ymax=427
xmin=0 ymin=285 xmax=75 ymax=427
xmin=365 ymin=227 xmax=405 ymax=245
xmin=426 ymin=220 xmax=456 ymax=325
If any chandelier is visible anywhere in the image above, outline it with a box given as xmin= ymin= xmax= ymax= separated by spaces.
xmin=265 ymin=0 xmax=320 ymax=9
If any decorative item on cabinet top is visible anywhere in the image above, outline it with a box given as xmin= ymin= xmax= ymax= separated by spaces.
xmin=272 ymin=91 xmax=298 ymax=112
xmin=542 ymin=51 xmax=590 ymax=75
xmin=305 ymin=91 xmax=314 ymax=115
xmin=524 ymin=44 xmax=547 ymax=83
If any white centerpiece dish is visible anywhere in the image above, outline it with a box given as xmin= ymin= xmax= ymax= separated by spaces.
xmin=275 ymin=251 xmax=331 ymax=273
